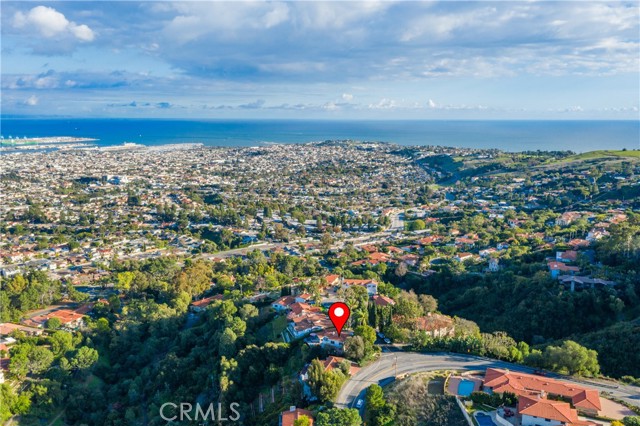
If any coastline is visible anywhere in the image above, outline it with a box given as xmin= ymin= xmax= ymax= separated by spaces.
xmin=1 ymin=119 xmax=638 ymax=153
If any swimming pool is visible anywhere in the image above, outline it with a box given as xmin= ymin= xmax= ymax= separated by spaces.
xmin=457 ymin=379 xmax=475 ymax=396
xmin=475 ymin=412 xmax=497 ymax=426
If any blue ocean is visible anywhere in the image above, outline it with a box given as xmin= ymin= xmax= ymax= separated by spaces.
xmin=1 ymin=119 xmax=638 ymax=153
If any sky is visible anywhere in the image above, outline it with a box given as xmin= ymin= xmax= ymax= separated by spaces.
xmin=1 ymin=1 xmax=639 ymax=119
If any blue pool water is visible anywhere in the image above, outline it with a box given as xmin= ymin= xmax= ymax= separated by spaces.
xmin=475 ymin=412 xmax=497 ymax=426
xmin=458 ymin=379 xmax=475 ymax=396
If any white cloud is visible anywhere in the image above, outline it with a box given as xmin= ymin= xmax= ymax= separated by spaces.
xmin=165 ymin=2 xmax=291 ymax=43
xmin=293 ymin=1 xmax=390 ymax=30
xmin=428 ymin=99 xmax=437 ymax=108
xmin=263 ymin=3 xmax=289 ymax=29
xmin=69 ymin=24 xmax=95 ymax=42
xmin=368 ymin=98 xmax=397 ymax=109
xmin=13 ymin=6 xmax=94 ymax=42
xmin=342 ymin=93 xmax=354 ymax=101
xmin=323 ymin=102 xmax=339 ymax=111
xmin=25 ymin=95 xmax=39 ymax=106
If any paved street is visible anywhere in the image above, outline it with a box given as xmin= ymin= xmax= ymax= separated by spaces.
xmin=336 ymin=352 xmax=640 ymax=412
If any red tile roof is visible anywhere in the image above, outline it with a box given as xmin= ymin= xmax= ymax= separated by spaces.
xmin=484 ymin=368 xmax=601 ymax=412
xmin=548 ymin=261 xmax=581 ymax=273
xmin=30 ymin=309 xmax=85 ymax=326
xmin=324 ymin=274 xmax=341 ymax=286
xmin=373 ymin=295 xmax=395 ymax=307
xmin=557 ymin=250 xmax=578 ymax=262
xmin=190 ymin=294 xmax=223 ymax=309
xmin=518 ymin=396 xmax=596 ymax=426
xmin=273 ymin=295 xmax=297 ymax=307
xmin=281 ymin=408 xmax=314 ymax=426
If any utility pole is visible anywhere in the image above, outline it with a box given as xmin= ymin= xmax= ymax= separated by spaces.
xmin=394 ymin=355 xmax=398 ymax=378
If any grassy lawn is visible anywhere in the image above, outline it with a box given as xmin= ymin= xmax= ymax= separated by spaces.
xmin=563 ymin=150 xmax=640 ymax=161
xmin=257 ymin=315 xmax=288 ymax=343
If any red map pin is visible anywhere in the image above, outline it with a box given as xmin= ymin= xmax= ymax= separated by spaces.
xmin=328 ymin=302 xmax=350 ymax=336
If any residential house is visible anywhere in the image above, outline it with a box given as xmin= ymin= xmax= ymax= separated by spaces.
xmin=586 ymin=229 xmax=608 ymax=242
xmin=556 ymin=212 xmax=582 ymax=227
xmin=287 ymin=310 xmax=332 ymax=340
xmin=455 ymin=252 xmax=475 ymax=262
xmin=414 ymin=313 xmax=455 ymax=338
xmin=548 ymin=261 xmax=580 ymax=278
xmin=558 ymin=275 xmax=616 ymax=292
xmin=272 ymin=295 xmax=297 ymax=312
xmin=556 ymin=251 xmax=578 ymax=263
xmin=479 ymin=248 xmax=498 ymax=258
xmin=294 ymin=293 xmax=314 ymax=304
xmin=0 ymin=323 xmax=44 ymax=336
xmin=483 ymin=368 xmax=601 ymax=417
xmin=342 ymin=278 xmax=378 ymax=296
xmin=314 ymin=330 xmax=352 ymax=350
xmin=27 ymin=310 xmax=86 ymax=330
xmin=568 ymin=239 xmax=590 ymax=249
xmin=300 ymin=356 xmax=359 ymax=383
xmin=190 ymin=294 xmax=224 ymax=312
xmin=280 ymin=407 xmax=314 ymax=426
xmin=400 ymin=254 xmax=419 ymax=267
xmin=324 ymin=274 xmax=342 ymax=287
xmin=518 ymin=396 xmax=596 ymax=426
xmin=418 ymin=236 xmax=441 ymax=245
xmin=455 ymin=236 xmax=477 ymax=248
xmin=372 ymin=295 xmax=395 ymax=308
xmin=0 ymin=265 xmax=21 ymax=278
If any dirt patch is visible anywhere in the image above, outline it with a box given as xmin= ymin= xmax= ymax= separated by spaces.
xmin=386 ymin=373 xmax=468 ymax=426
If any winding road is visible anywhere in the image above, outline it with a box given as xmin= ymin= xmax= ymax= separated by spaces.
xmin=336 ymin=352 xmax=640 ymax=413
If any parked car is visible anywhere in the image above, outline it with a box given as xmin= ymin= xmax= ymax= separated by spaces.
xmin=355 ymin=399 xmax=364 ymax=408
xmin=384 ymin=338 xmax=391 ymax=344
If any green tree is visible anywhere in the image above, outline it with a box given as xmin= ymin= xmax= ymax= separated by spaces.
xmin=45 ymin=317 xmax=62 ymax=330
xmin=50 ymin=331 xmax=74 ymax=356
xmin=307 ymin=359 xmax=325 ymax=398
xmin=344 ymin=336 xmax=367 ymax=362
xmin=418 ymin=294 xmax=438 ymax=313
xmin=394 ymin=290 xmax=423 ymax=319
xmin=28 ymin=346 xmax=55 ymax=374
xmin=623 ymin=417 xmax=640 ymax=426
xmin=174 ymin=260 xmax=213 ymax=297
xmin=365 ymin=384 xmax=395 ymax=426
xmin=543 ymin=340 xmax=600 ymax=376
xmin=366 ymin=384 xmax=386 ymax=412
xmin=218 ymin=328 xmax=238 ymax=358
xmin=116 ymin=271 xmax=135 ymax=293
xmin=316 ymin=408 xmax=362 ymax=426
xmin=318 ymin=370 xmax=345 ymax=402
xmin=406 ymin=219 xmax=426 ymax=231
xmin=355 ymin=325 xmax=376 ymax=347
xmin=294 ymin=416 xmax=312 ymax=426
xmin=71 ymin=346 xmax=99 ymax=371
xmin=239 ymin=304 xmax=259 ymax=322
xmin=1 ymin=383 xmax=31 ymax=421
